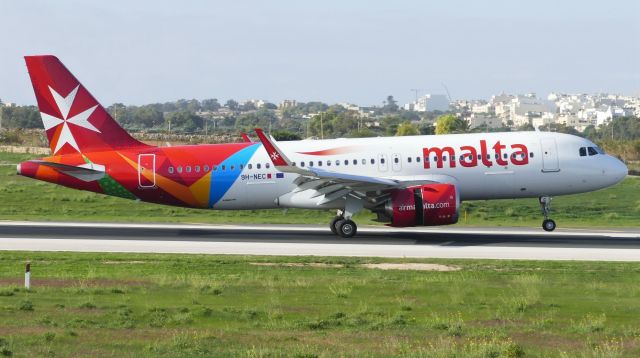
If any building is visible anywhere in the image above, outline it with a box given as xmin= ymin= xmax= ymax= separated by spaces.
xmin=279 ymin=100 xmax=297 ymax=109
xmin=404 ymin=94 xmax=449 ymax=112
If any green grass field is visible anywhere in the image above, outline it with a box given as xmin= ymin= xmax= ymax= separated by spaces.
xmin=0 ymin=252 xmax=639 ymax=357
xmin=1 ymin=152 xmax=639 ymax=227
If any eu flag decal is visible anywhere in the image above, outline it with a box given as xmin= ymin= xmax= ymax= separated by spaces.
xmin=276 ymin=173 xmax=284 ymax=179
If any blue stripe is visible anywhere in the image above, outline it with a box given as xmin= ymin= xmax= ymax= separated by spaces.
xmin=208 ymin=144 xmax=260 ymax=208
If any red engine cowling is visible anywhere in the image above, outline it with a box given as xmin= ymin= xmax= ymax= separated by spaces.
xmin=385 ymin=184 xmax=459 ymax=227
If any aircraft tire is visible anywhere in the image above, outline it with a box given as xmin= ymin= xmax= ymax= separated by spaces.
xmin=337 ymin=220 xmax=357 ymax=238
xmin=542 ymin=219 xmax=556 ymax=232
xmin=330 ymin=216 xmax=342 ymax=235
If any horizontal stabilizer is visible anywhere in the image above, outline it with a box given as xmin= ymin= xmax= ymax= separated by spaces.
xmin=31 ymin=160 xmax=105 ymax=182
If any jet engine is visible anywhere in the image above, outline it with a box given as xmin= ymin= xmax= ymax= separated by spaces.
xmin=383 ymin=184 xmax=459 ymax=227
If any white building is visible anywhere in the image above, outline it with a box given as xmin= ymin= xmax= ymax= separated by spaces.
xmin=466 ymin=113 xmax=503 ymax=129
xmin=404 ymin=94 xmax=449 ymax=112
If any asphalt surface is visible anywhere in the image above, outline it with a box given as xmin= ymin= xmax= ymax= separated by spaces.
xmin=1 ymin=221 xmax=640 ymax=261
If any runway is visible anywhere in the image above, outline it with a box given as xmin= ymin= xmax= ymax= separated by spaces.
xmin=1 ymin=221 xmax=640 ymax=261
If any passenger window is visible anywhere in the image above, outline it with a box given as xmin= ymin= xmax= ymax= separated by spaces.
xmin=344 ymin=160 xmax=349 ymax=165
xmin=221 ymin=165 xmax=225 ymax=171
xmin=335 ymin=160 xmax=340 ymax=166
xmin=186 ymin=166 xmax=192 ymax=173
xmin=300 ymin=162 xmax=305 ymax=167
xmin=318 ymin=161 xmax=322 ymax=167
xmin=370 ymin=159 xmax=375 ymax=164
xmin=530 ymin=152 xmax=534 ymax=158
xmin=407 ymin=157 xmax=412 ymax=163
xmin=588 ymin=147 xmax=598 ymax=156
xmin=579 ymin=147 xmax=587 ymax=157
xmin=213 ymin=165 xmax=218 ymax=171
xmin=248 ymin=164 xmax=252 ymax=169
xmin=204 ymin=165 xmax=210 ymax=172
xmin=380 ymin=158 xmax=385 ymax=164
xmin=477 ymin=154 xmax=482 ymax=160
xmin=195 ymin=165 xmax=201 ymax=172
xmin=309 ymin=161 xmax=313 ymax=167
xmin=327 ymin=161 xmax=331 ymax=166
xmin=230 ymin=165 xmax=235 ymax=170
xmin=443 ymin=156 xmax=447 ymax=161
xmin=177 ymin=166 xmax=183 ymax=173
xmin=394 ymin=157 xmax=399 ymax=163
xmin=362 ymin=159 xmax=366 ymax=165
xmin=416 ymin=157 xmax=421 ymax=162
xmin=168 ymin=167 xmax=174 ymax=174
xmin=266 ymin=163 xmax=270 ymax=168
xmin=257 ymin=164 xmax=261 ymax=169
xmin=292 ymin=162 xmax=296 ymax=166
xmin=240 ymin=164 xmax=244 ymax=170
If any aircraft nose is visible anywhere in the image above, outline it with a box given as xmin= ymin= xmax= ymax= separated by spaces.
xmin=606 ymin=156 xmax=628 ymax=184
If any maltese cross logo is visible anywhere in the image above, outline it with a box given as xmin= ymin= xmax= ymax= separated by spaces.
xmin=270 ymin=151 xmax=280 ymax=161
xmin=41 ymin=85 xmax=100 ymax=154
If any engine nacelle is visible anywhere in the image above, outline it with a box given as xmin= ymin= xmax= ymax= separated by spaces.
xmin=384 ymin=184 xmax=459 ymax=227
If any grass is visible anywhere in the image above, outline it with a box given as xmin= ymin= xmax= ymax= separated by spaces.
xmin=1 ymin=151 xmax=639 ymax=227
xmin=0 ymin=252 xmax=639 ymax=356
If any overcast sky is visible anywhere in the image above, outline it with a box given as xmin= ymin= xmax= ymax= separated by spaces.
xmin=1 ymin=0 xmax=638 ymax=106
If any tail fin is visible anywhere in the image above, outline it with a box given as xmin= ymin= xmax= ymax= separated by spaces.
xmin=24 ymin=55 xmax=148 ymax=155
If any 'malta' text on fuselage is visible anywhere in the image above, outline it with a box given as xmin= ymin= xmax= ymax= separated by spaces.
xmin=423 ymin=140 xmax=529 ymax=169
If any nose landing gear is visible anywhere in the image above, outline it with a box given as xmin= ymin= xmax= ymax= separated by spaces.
xmin=539 ymin=196 xmax=556 ymax=232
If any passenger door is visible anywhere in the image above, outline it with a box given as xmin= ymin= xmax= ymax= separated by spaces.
xmin=540 ymin=138 xmax=560 ymax=172
xmin=138 ymin=154 xmax=156 ymax=188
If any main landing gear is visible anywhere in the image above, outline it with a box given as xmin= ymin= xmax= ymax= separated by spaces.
xmin=539 ymin=196 xmax=556 ymax=232
xmin=329 ymin=195 xmax=363 ymax=238
xmin=330 ymin=214 xmax=358 ymax=238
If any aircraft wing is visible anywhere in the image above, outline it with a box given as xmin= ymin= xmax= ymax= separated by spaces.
xmin=254 ymin=129 xmax=439 ymax=206
xmin=240 ymin=132 xmax=253 ymax=143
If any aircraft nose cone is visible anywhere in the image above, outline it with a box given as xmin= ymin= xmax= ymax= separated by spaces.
xmin=16 ymin=163 xmax=21 ymax=175
xmin=606 ymin=156 xmax=628 ymax=184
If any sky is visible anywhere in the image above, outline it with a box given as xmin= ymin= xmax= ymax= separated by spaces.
xmin=1 ymin=0 xmax=639 ymax=106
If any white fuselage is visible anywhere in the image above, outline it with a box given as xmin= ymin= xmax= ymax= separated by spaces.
xmin=215 ymin=131 xmax=628 ymax=210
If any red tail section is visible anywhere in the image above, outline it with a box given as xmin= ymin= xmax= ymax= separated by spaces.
xmin=24 ymin=55 xmax=148 ymax=155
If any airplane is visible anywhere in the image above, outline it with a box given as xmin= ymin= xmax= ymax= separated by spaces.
xmin=17 ymin=55 xmax=628 ymax=238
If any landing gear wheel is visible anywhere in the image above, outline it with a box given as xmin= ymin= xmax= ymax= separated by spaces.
xmin=329 ymin=216 xmax=342 ymax=235
xmin=542 ymin=219 xmax=556 ymax=232
xmin=337 ymin=219 xmax=357 ymax=238
xmin=539 ymin=196 xmax=556 ymax=232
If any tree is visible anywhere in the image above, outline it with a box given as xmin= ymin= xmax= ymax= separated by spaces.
xmin=263 ymin=102 xmax=278 ymax=110
xmin=201 ymin=99 xmax=221 ymax=112
xmin=435 ymin=114 xmax=469 ymax=134
xmin=395 ymin=122 xmax=419 ymax=136
xmin=225 ymin=99 xmax=239 ymax=110
xmin=271 ymin=130 xmax=301 ymax=141
xmin=383 ymin=95 xmax=399 ymax=113
xmin=166 ymin=111 xmax=204 ymax=133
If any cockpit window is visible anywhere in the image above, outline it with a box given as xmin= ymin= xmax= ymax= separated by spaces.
xmin=587 ymin=147 xmax=598 ymax=156
xmin=579 ymin=147 xmax=587 ymax=157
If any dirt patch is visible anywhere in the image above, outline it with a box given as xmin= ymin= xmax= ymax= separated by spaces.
xmin=360 ymin=263 xmax=461 ymax=271
xmin=250 ymin=262 xmax=344 ymax=268
xmin=0 ymin=278 xmax=147 ymax=287
xmin=102 ymin=260 xmax=147 ymax=265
